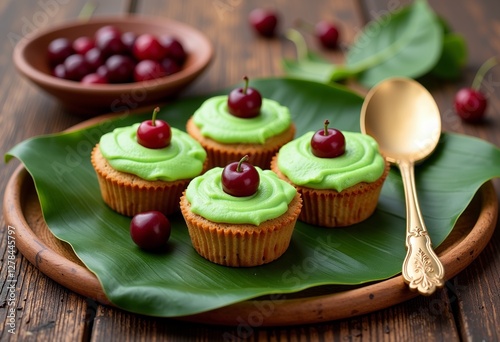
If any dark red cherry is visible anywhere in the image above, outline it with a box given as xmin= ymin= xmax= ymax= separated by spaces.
xmin=311 ymin=120 xmax=345 ymax=158
xmin=47 ymin=38 xmax=74 ymax=67
xmin=222 ymin=155 xmax=260 ymax=197
xmin=105 ymin=55 xmax=135 ymax=83
xmin=249 ymin=8 xmax=279 ymax=37
xmin=161 ymin=58 xmax=182 ymax=76
xmin=121 ymin=31 xmax=137 ymax=51
xmin=63 ymin=54 xmax=91 ymax=81
xmin=137 ymin=107 xmax=172 ymax=149
xmin=130 ymin=211 xmax=171 ymax=251
xmin=95 ymin=26 xmax=127 ymax=57
xmin=84 ymin=47 xmax=105 ymax=71
xmin=227 ymin=76 xmax=262 ymax=118
xmin=160 ymin=35 xmax=187 ymax=64
xmin=95 ymin=25 xmax=122 ymax=40
xmin=134 ymin=60 xmax=167 ymax=82
xmin=52 ymin=64 xmax=67 ymax=79
xmin=133 ymin=34 xmax=167 ymax=61
xmin=81 ymin=73 xmax=107 ymax=84
xmin=315 ymin=20 xmax=340 ymax=49
xmin=454 ymin=88 xmax=487 ymax=123
xmin=72 ymin=36 xmax=95 ymax=55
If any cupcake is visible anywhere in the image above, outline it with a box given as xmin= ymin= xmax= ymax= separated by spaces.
xmin=180 ymin=156 xmax=302 ymax=267
xmin=186 ymin=77 xmax=295 ymax=169
xmin=91 ymin=108 xmax=207 ymax=216
xmin=271 ymin=120 xmax=389 ymax=227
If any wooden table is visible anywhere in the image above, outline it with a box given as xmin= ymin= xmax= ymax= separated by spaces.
xmin=1 ymin=0 xmax=499 ymax=340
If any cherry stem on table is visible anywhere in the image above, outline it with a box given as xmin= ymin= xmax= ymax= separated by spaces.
xmin=472 ymin=56 xmax=499 ymax=90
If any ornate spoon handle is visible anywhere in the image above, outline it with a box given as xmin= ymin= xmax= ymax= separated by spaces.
xmin=398 ymin=160 xmax=444 ymax=295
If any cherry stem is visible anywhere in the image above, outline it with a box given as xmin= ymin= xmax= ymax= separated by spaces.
xmin=237 ymin=155 xmax=249 ymax=172
xmin=285 ymin=28 xmax=308 ymax=61
xmin=472 ymin=56 xmax=499 ymax=91
xmin=323 ymin=119 xmax=330 ymax=136
xmin=242 ymin=76 xmax=249 ymax=95
xmin=78 ymin=1 xmax=96 ymax=20
xmin=151 ymin=107 xmax=160 ymax=126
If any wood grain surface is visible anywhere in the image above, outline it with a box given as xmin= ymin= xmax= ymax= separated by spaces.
xmin=1 ymin=0 xmax=499 ymax=341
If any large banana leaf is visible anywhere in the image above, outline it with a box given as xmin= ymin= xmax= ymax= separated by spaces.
xmin=6 ymin=78 xmax=500 ymax=317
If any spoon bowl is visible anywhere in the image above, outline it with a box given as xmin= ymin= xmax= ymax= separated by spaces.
xmin=361 ymin=77 xmax=444 ymax=296
xmin=360 ymin=77 xmax=441 ymax=163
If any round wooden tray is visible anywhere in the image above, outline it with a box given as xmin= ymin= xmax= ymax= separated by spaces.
xmin=3 ymin=161 xmax=498 ymax=326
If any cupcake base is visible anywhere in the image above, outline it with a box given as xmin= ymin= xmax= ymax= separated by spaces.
xmin=186 ymin=118 xmax=295 ymax=169
xmin=271 ymin=155 xmax=390 ymax=227
xmin=180 ymin=192 xmax=302 ymax=267
xmin=91 ymin=145 xmax=200 ymax=217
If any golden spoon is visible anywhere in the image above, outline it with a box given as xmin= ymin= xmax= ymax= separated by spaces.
xmin=360 ymin=77 xmax=444 ymax=295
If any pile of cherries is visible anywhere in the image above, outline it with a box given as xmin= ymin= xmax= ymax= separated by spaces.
xmin=47 ymin=25 xmax=187 ymax=84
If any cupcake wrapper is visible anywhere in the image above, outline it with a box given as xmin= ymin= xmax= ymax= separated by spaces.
xmin=95 ymin=174 xmax=189 ymax=217
xmin=298 ymin=183 xmax=384 ymax=227
xmin=180 ymin=193 xmax=302 ymax=267
xmin=91 ymin=145 xmax=198 ymax=217
xmin=186 ymin=118 xmax=295 ymax=170
xmin=271 ymin=155 xmax=390 ymax=227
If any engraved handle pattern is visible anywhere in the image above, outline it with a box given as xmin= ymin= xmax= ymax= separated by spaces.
xmin=398 ymin=160 xmax=444 ymax=295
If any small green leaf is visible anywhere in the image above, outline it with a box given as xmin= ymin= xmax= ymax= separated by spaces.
xmin=429 ymin=33 xmax=467 ymax=80
xmin=346 ymin=0 xmax=443 ymax=87
xmin=282 ymin=53 xmax=336 ymax=83
xmin=6 ymin=78 xmax=500 ymax=317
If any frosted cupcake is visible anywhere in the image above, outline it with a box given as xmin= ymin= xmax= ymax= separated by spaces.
xmin=186 ymin=77 xmax=295 ymax=169
xmin=271 ymin=120 xmax=389 ymax=227
xmin=91 ymin=108 xmax=207 ymax=216
xmin=180 ymin=156 xmax=302 ymax=267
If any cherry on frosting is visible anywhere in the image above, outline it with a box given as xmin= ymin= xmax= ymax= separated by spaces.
xmin=136 ymin=107 xmax=172 ymax=149
xmin=221 ymin=155 xmax=260 ymax=197
xmin=310 ymin=119 xmax=345 ymax=158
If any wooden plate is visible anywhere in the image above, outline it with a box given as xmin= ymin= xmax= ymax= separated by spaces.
xmin=4 ymin=160 xmax=498 ymax=326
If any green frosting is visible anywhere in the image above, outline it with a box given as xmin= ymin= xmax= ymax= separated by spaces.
xmin=192 ymin=95 xmax=292 ymax=144
xmin=99 ymin=123 xmax=207 ymax=181
xmin=277 ymin=131 xmax=385 ymax=192
xmin=185 ymin=167 xmax=297 ymax=226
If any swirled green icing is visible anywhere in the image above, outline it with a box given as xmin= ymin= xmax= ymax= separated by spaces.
xmin=185 ymin=167 xmax=297 ymax=225
xmin=277 ymin=131 xmax=385 ymax=191
xmin=192 ymin=95 xmax=291 ymax=144
xmin=99 ymin=123 xmax=206 ymax=181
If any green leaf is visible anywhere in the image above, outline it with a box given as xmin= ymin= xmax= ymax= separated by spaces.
xmin=282 ymin=0 xmax=452 ymax=87
xmin=6 ymin=78 xmax=500 ymax=317
xmin=346 ymin=0 xmax=443 ymax=87
xmin=282 ymin=52 xmax=336 ymax=83
xmin=429 ymin=33 xmax=467 ymax=80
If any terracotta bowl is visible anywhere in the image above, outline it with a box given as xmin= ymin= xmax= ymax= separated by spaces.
xmin=13 ymin=15 xmax=213 ymax=116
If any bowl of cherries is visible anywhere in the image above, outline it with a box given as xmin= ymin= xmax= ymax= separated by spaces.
xmin=13 ymin=15 xmax=213 ymax=116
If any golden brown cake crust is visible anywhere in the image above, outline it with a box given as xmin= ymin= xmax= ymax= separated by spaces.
xmin=186 ymin=117 xmax=295 ymax=169
xmin=180 ymin=192 xmax=302 ymax=267
xmin=270 ymin=154 xmax=390 ymax=227
xmin=91 ymin=145 xmax=198 ymax=216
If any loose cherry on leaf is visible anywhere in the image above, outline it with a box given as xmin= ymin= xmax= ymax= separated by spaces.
xmin=294 ymin=19 xmax=340 ymax=50
xmin=222 ymin=155 xmax=260 ymax=197
xmin=311 ymin=119 xmax=345 ymax=158
xmin=227 ymin=76 xmax=262 ymax=118
xmin=249 ymin=8 xmax=279 ymax=38
xmin=314 ymin=20 xmax=340 ymax=49
xmin=130 ymin=211 xmax=171 ymax=251
xmin=137 ymin=107 xmax=172 ymax=149
xmin=454 ymin=56 xmax=498 ymax=123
